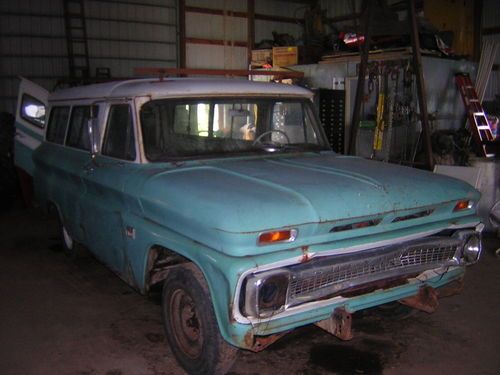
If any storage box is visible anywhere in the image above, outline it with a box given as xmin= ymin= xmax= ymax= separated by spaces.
xmin=251 ymin=49 xmax=272 ymax=65
xmin=272 ymin=46 xmax=298 ymax=67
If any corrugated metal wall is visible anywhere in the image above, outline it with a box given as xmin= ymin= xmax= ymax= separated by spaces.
xmin=185 ymin=0 xmax=305 ymax=70
xmin=186 ymin=0 xmax=247 ymax=69
xmin=482 ymin=0 xmax=500 ymax=101
xmin=0 ymin=0 xmax=177 ymax=114
xmin=254 ymin=1 xmax=303 ymax=44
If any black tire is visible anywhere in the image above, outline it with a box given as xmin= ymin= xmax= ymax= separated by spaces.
xmin=161 ymin=263 xmax=238 ymax=375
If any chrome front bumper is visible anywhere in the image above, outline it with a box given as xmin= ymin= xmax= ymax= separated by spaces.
xmin=241 ymin=228 xmax=482 ymax=319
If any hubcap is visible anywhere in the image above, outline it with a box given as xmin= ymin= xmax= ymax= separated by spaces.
xmin=170 ymin=289 xmax=203 ymax=359
xmin=62 ymin=225 xmax=73 ymax=250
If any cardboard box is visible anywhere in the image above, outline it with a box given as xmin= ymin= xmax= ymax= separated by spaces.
xmin=251 ymin=49 xmax=272 ymax=65
xmin=272 ymin=46 xmax=298 ymax=67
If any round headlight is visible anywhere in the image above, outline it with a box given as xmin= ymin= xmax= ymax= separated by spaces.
xmin=256 ymin=273 xmax=289 ymax=317
xmin=463 ymin=234 xmax=482 ymax=264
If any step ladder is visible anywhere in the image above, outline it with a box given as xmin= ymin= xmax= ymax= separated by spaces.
xmin=63 ymin=0 xmax=90 ymax=81
xmin=455 ymin=73 xmax=495 ymax=158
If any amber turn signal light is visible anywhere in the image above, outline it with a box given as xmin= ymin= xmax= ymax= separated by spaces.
xmin=258 ymin=229 xmax=297 ymax=245
xmin=454 ymin=200 xmax=472 ymax=212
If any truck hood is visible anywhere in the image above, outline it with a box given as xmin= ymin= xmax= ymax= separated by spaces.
xmin=139 ymin=153 xmax=479 ymax=254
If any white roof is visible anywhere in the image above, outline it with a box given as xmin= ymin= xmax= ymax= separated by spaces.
xmin=48 ymin=78 xmax=313 ymax=102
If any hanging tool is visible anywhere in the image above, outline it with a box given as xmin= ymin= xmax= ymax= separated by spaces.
xmin=383 ymin=66 xmax=400 ymax=162
xmin=455 ymin=73 xmax=495 ymax=158
xmin=372 ymin=66 xmax=386 ymax=156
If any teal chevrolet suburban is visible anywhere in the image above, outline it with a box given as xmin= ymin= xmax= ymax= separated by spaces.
xmin=15 ymin=77 xmax=483 ymax=375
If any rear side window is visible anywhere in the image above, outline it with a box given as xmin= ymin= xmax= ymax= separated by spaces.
xmin=46 ymin=106 xmax=70 ymax=144
xmin=66 ymin=106 xmax=98 ymax=151
xmin=102 ymin=104 xmax=136 ymax=161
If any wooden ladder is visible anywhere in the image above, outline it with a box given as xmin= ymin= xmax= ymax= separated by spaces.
xmin=455 ymin=73 xmax=495 ymax=158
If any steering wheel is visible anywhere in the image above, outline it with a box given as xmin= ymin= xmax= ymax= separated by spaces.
xmin=252 ymin=129 xmax=290 ymax=146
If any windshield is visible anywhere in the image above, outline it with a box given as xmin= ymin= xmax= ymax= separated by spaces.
xmin=140 ymin=97 xmax=330 ymax=161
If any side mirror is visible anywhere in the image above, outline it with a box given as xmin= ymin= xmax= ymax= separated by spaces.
xmin=87 ymin=118 xmax=100 ymax=157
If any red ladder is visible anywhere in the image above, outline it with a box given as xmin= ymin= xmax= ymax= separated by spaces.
xmin=455 ymin=73 xmax=495 ymax=158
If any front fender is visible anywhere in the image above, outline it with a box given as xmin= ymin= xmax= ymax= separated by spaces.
xmin=121 ymin=212 xmax=254 ymax=347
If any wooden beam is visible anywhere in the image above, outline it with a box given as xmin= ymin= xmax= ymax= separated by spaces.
xmin=134 ymin=67 xmax=304 ymax=78
xmin=185 ymin=6 xmax=246 ymax=18
xmin=483 ymin=26 xmax=500 ymax=35
xmin=186 ymin=37 xmax=247 ymax=48
xmin=473 ymin=0 xmax=483 ymax=61
xmin=327 ymin=12 xmax=362 ymax=23
xmin=178 ymin=0 xmax=186 ymax=68
xmin=184 ymin=5 xmax=303 ymax=25
xmin=408 ymin=0 xmax=433 ymax=170
xmin=255 ymin=13 xmax=303 ymax=24
xmin=247 ymin=0 xmax=255 ymax=66
xmin=348 ymin=0 xmax=373 ymax=156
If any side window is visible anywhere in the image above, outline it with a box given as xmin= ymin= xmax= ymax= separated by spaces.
xmin=66 ymin=106 xmax=98 ymax=151
xmin=46 ymin=106 xmax=70 ymax=144
xmin=20 ymin=94 xmax=46 ymax=128
xmin=102 ymin=104 xmax=136 ymax=161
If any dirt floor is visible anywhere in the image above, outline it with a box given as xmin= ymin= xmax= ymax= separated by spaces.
xmin=0 ymin=205 xmax=499 ymax=375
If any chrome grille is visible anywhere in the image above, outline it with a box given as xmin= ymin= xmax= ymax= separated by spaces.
xmin=288 ymin=241 xmax=458 ymax=302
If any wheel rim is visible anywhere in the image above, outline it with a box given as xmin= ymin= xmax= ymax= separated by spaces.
xmin=169 ymin=288 xmax=203 ymax=359
xmin=62 ymin=225 xmax=73 ymax=250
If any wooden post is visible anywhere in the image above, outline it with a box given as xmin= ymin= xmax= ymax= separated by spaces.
xmin=348 ymin=0 xmax=373 ymax=155
xmin=247 ymin=0 xmax=255 ymax=66
xmin=473 ymin=0 xmax=483 ymax=62
xmin=178 ymin=0 xmax=186 ymax=68
xmin=407 ymin=0 xmax=434 ymax=170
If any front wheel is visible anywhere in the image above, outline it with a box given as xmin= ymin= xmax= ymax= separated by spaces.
xmin=161 ymin=264 xmax=238 ymax=375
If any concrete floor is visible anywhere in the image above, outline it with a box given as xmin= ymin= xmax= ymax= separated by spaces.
xmin=1 ymin=205 xmax=499 ymax=375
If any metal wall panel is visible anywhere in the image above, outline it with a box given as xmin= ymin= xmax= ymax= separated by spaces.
xmin=255 ymin=0 xmax=303 ymax=42
xmin=186 ymin=12 xmax=247 ymax=41
xmin=185 ymin=0 xmax=248 ymax=69
xmin=186 ymin=44 xmax=248 ymax=69
xmin=0 ymin=0 xmax=178 ymax=114
xmin=483 ymin=0 xmax=500 ymax=28
xmin=187 ymin=0 xmax=247 ymax=12
xmin=185 ymin=0 xmax=307 ymax=69
xmin=254 ymin=20 xmax=302 ymax=45
xmin=482 ymin=35 xmax=500 ymax=101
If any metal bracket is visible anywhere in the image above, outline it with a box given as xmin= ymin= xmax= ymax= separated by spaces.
xmin=314 ymin=307 xmax=353 ymax=341
xmin=399 ymin=286 xmax=439 ymax=313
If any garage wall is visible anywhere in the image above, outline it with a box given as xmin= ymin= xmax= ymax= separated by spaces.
xmin=0 ymin=0 xmax=177 ymax=114
xmin=185 ymin=0 xmax=247 ymax=69
xmin=254 ymin=1 xmax=303 ymax=45
xmin=185 ymin=0 xmax=305 ymax=70
xmin=482 ymin=0 xmax=500 ymax=101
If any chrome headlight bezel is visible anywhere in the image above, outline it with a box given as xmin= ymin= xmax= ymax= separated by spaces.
xmin=243 ymin=269 xmax=290 ymax=318
xmin=452 ymin=228 xmax=483 ymax=265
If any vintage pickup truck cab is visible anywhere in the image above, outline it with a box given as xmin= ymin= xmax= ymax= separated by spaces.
xmin=15 ymin=77 xmax=483 ymax=375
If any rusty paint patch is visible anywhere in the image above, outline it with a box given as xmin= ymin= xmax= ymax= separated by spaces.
xmin=339 ymin=275 xmax=413 ymax=299
xmin=399 ymin=286 xmax=439 ymax=313
xmin=243 ymin=330 xmax=287 ymax=352
xmin=244 ymin=330 xmax=254 ymax=348
xmin=300 ymin=246 xmax=310 ymax=263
